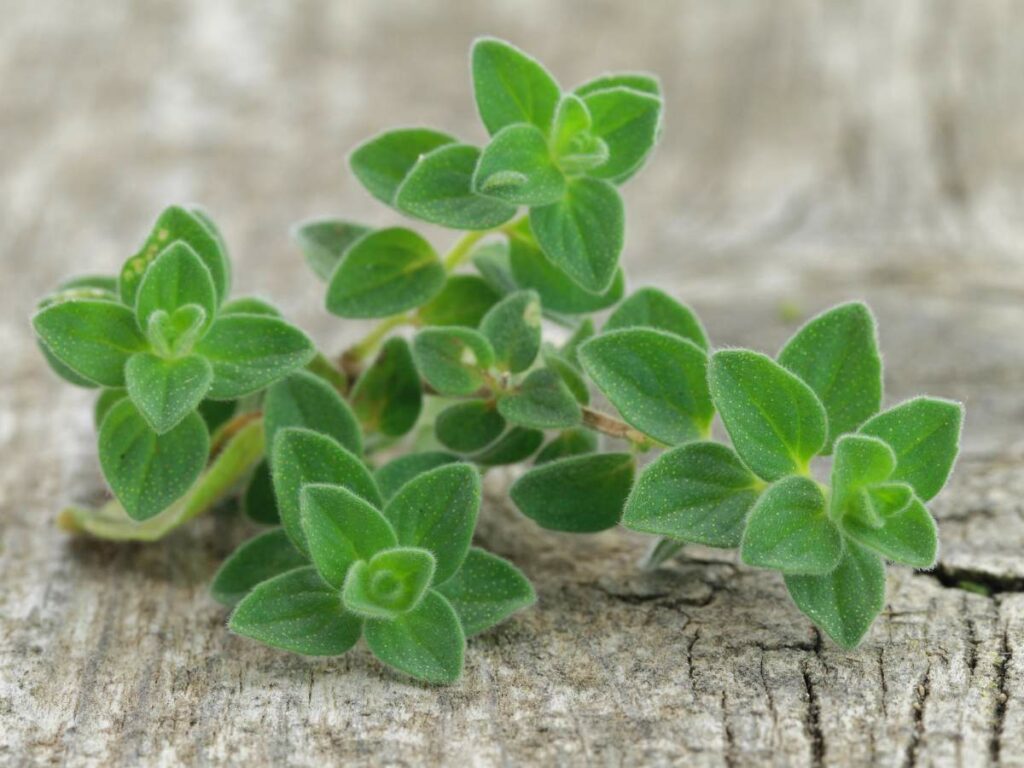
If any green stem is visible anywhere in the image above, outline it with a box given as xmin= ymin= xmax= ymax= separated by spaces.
xmin=345 ymin=313 xmax=416 ymax=364
xmin=442 ymin=229 xmax=489 ymax=272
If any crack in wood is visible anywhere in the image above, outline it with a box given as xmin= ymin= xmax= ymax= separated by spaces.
xmin=801 ymin=664 xmax=825 ymax=768
xmin=902 ymin=665 xmax=931 ymax=768
xmin=990 ymin=628 xmax=1011 ymax=765
xmin=922 ymin=564 xmax=1024 ymax=596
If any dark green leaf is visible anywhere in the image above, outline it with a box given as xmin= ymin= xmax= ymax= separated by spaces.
xmin=124 ymin=352 xmax=212 ymax=434
xmin=778 ymin=302 xmax=882 ymax=452
xmin=534 ymin=428 xmax=598 ymax=465
xmin=604 ymin=288 xmax=708 ymax=350
xmin=412 ymin=327 xmax=495 ymax=396
xmin=472 ymin=427 xmax=543 ymax=465
xmin=244 ymin=460 xmax=280 ymax=524
xmin=291 ymin=218 xmax=373 ymax=281
xmin=479 ymin=289 xmax=542 ymax=373
xmin=581 ymin=86 xmax=662 ymax=183
xmin=229 ymin=566 xmax=362 ymax=656
xmin=349 ymin=128 xmax=455 ymax=205
xmin=474 ymin=124 xmax=565 ymax=205
xmin=374 ymin=452 xmax=460 ymax=501
xmin=542 ymin=346 xmax=590 ymax=404
xmin=211 ymin=528 xmax=307 ymax=606
xmin=94 ymin=388 xmax=127 ymax=428
xmin=417 ymin=275 xmax=500 ymax=327
xmin=98 ymin=400 xmax=209 ymax=521
xmin=622 ymin=441 xmax=761 ymax=547
xmin=437 ymin=548 xmax=535 ymax=636
xmin=197 ymin=397 xmax=237 ymax=433
xmin=579 ymin=328 xmax=713 ymax=445
xmin=708 ymin=350 xmax=827 ymax=481
xmin=342 ymin=547 xmax=436 ymax=620
xmin=471 ymin=37 xmax=561 ymax=135
xmin=264 ymin=370 xmax=362 ymax=456
xmin=435 ymin=400 xmax=506 ymax=453
xmin=497 ymin=368 xmax=582 ymax=430
xmin=364 ymin=590 xmax=464 ymax=683
xmin=561 ymin=318 xmax=595 ymax=368
xmin=511 ymin=452 xmax=634 ymax=532
xmin=842 ymin=496 xmax=937 ymax=568
xmin=350 ymin=337 xmax=422 ymax=437
xmin=134 ymin=241 xmax=217 ymax=338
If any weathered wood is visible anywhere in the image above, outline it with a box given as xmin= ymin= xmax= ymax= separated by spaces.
xmin=2 ymin=0 xmax=1024 ymax=765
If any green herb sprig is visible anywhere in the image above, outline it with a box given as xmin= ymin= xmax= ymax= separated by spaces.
xmin=32 ymin=37 xmax=962 ymax=683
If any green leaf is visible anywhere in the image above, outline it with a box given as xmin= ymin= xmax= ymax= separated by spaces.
xmin=561 ymin=318 xmax=595 ymax=368
xmin=120 ymin=205 xmax=230 ymax=306
xmin=474 ymin=124 xmax=565 ymax=205
xmin=229 ymin=566 xmax=362 ymax=656
xmin=471 ymin=37 xmax=561 ymax=135
xmin=497 ymin=368 xmax=582 ymax=430
xmin=243 ymin=460 xmax=280 ymax=524
xmin=300 ymin=484 xmax=398 ymax=589
xmin=785 ymin=542 xmax=886 ymax=649
xmin=364 ymin=590 xmax=465 ymax=684
xmin=325 ymin=227 xmax=445 ymax=319
xmin=211 ymin=528 xmax=307 ymax=606
xmin=579 ymin=329 xmax=713 ymax=445
xmin=264 ymin=370 xmax=362 ymax=456
xmin=342 ymin=547 xmax=436 ymax=620
xmin=843 ymin=494 xmax=937 ymax=568
xmin=622 ymin=442 xmax=761 ymax=548
xmin=575 ymin=72 xmax=661 ymax=98
xmin=829 ymin=434 xmax=896 ymax=522
xmin=437 ymin=548 xmax=536 ymax=636
xmin=134 ymin=241 xmax=217 ymax=339
xmin=94 ymin=388 xmax=127 ymax=428
xmin=219 ymin=297 xmax=282 ymax=317
xmin=508 ymin=223 xmax=624 ymax=314
xmin=435 ymin=400 xmax=506 ymax=453
xmin=529 ymin=177 xmax=624 ymax=292
xmin=858 ymin=397 xmax=964 ymax=502
xmin=197 ymin=398 xmax=237 ymax=432
xmin=472 ymin=427 xmax=543 ymax=465
xmin=384 ymin=463 xmax=481 ymax=584
xmin=853 ymin=482 xmax=915 ymax=529
xmin=196 ymin=314 xmax=316 ymax=400
xmin=534 ymin=428 xmax=598 ymax=465
xmin=778 ymin=302 xmax=882 ymax=452
xmin=471 ymin=240 xmax=519 ymax=295
xmin=542 ymin=346 xmax=590 ymax=404
xmin=511 ymin=452 xmax=634 ymax=532
xmin=412 ymin=327 xmax=495 ymax=396
xmin=349 ymin=128 xmax=455 ymax=205
xmin=350 ymin=337 xmax=422 ymax=437
xmin=305 ymin=352 xmax=348 ymax=392
xmin=740 ymin=476 xmax=843 ymax=575
xmin=395 ymin=144 xmax=517 ymax=230
xmin=708 ymin=350 xmax=827 ymax=481
xmin=291 ymin=218 xmax=373 ymax=281
xmin=417 ymin=275 xmax=500 ymax=327
xmin=144 ymin=305 xmax=208 ymax=359
xmin=604 ymin=288 xmax=708 ymax=350
xmin=580 ymin=86 xmax=662 ymax=183
xmin=550 ymin=93 xmax=592 ymax=152
xmin=124 ymin=352 xmax=212 ymax=434
xmin=374 ymin=452 xmax=460 ymax=501
xmin=479 ymin=289 xmax=542 ymax=373
xmin=98 ymin=400 xmax=209 ymax=521
xmin=271 ymin=427 xmax=383 ymax=555
xmin=33 ymin=299 xmax=147 ymax=387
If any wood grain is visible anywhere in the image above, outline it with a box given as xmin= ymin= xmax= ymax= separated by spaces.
xmin=2 ymin=1 xmax=1023 ymax=765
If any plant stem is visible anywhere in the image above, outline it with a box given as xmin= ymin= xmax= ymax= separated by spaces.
xmin=442 ymin=229 xmax=489 ymax=272
xmin=581 ymin=406 xmax=664 ymax=449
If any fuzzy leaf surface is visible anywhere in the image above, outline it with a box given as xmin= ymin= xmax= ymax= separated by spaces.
xmin=374 ymin=452 xmax=460 ymax=501
xmin=472 ymin=427 xmax=543 ymax=465
xmin=342 ymin=547 xmax=436 ymax=620
xmin=437 ymin=548 xmax=536 ymax=636
xmin=842 ymin=496 xmax=937 ymax=568
xmin=124 ymin=352 xmax=212 ymax=434
xmin=534 ymin=428 xmax=598 ymax=464
xmin=413 ymin=327 xmax=495 ymax=396
xmin=350 ymin=337 xmax=422 ymax=437
xmin=829 ymin=434 xmax=896 ymax=521
xmin=211 ymin=528 xmax=307 ymax=606
xmin=471 ymin=37 xmax=561 ymax=135
xmin=291 ymin=218 xmax=373 ymax=281
xmin=264 ymin=370 xmax=362 ymax=456
xmin=474 ymin=123 xmax=565 ymax=205
xmin=604 ymin=288 xmax=708 ymax=350
xmin=479 ymin=289 xmax=542 ymax=373
xmin=134 ymin=242 xmax=217 ymax=340
xmin=497 ymin=368 xmax=582 ymax=430
xmin=435 ymin=400 xmax=506 ymax=453
xmin=417 ymin=275 xmax=500 ymax=327
xmin=364 ymin=590 xmax=465 ymax=684
xmin=580 ymin=86 xmax=662 ymax=183
xmin=349 ymin=128 xmax=455 ymax=205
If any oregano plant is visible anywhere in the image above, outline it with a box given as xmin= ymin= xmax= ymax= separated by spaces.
xmin=32 ymin=37 xmax=963 ymax=683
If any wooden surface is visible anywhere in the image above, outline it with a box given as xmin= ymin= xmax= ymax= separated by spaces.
xmin=2 ymin=1 xmax=1024 ymax=765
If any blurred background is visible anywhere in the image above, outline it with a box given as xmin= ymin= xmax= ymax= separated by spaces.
xmin=3 ymin=0 xmax=1024 ymax=485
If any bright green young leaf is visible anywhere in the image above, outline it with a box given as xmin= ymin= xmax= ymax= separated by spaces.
xmin=575 ymin=72 xmax=661 ymax=98
xmin=219 ymin=296 xmax=281 ymax=317
xmin=581 ymin=86 xmax=662 ymax=183
xmin=412 ymin=327 xmax=495 ymax=396
xmin=271 ymin=427 xmax=383 ymax=555
xmin=299 ymin=483 xmax=398 ymax=589
xmin=479 ymin=289 xmax=542 ymax=373
xmin=291 ymin=218 xmax=373 ymax=281
xmin=778 ymin=302 xmax=882 ymax=452
xmin=124 ymin=352 xmax=212 ymax=434
xmin=604 ymin=288 xmax=708 ymax=350
xmin=534 ymin=428 xmax=598 ymax=465
xmin=395 ymin=144 xmax=518 ymax=230
xmin=384 ymin=463 xmax=481 ymax=585
xmin=229 ymin=566 xmax=362 ymax=656
xmin=435 ymin=400 xmax=506 ymax=453
xmin=326 ymin=227 xmax=445 ymax=318
xmin=858 ymin=397 xmax=964 ymax=502
xmin=350 ymin=336 xmax=422 ymax=437
xmin=829 ymin=434 xmax=896 ymax=521
xmin=98 ymin=399 xmax=209 ymax=521
xmin=364 ymin=590 xmax=465 ymax=684
xmin=622 ymin=442 xmax=761 ymax=548
xmin=843 ymin=496 xmax=937 ymax=568
xmin=94 ymin=388 xmax=127 ymax=428
xmin=211 ymin=528 xmax=307 ymax=606
xmin=437 ymin=548 xmax=536 ymax=636
xmin=472 ymin=427 xmax=544 ymax=466
xmin=417 ymin=275 xmax=500 ymax=327
xmin=144 ymin=305 xmax=208 ymax=359
xmin=497 ymin=368 xmax=582 ymax=430
xmin=852 ymin=482 xmax=914 ymax=529
xmin=243 ymin=460 xmax=280 ymax=525
xmin=196 ymin=314 xmax=316 ymax=400
xmin=349 ymin=127 xmax=456 ymax=205
xmin=529 ymin=176 xmax=624 ymax=293
xmin=510 ymin=452 xmax=634 ymax=532
xmin=550 ymin=94 xmax=591 ymax=152
xmin=708 ymin=350 xmax=827 ymax=481
xmin=474 ymin=124 xmax=565 ymax=205
xmin=785 ymin=542 xmax=886 ymax=649
xmin=264 ymin=370 xmax=362 ymax=456
xmin=741 ymin=476 xmax=843 ymax=575
xmin=342 ymin=547 xmax=436 ymax=620
xmin=579 ymin=328 xmax=713 ymax=445
xmin=120 ymin=205 xmax=230 ymax=306
xmin=33 ymin=299 xmax=147 ymax=387
xmin=134 ymin=241 xmax=217 ymax=337
xmin=471 ymin=37 xmax=561 ymax=135
xmin=542 ymin=346 xmax=589 ymax=404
